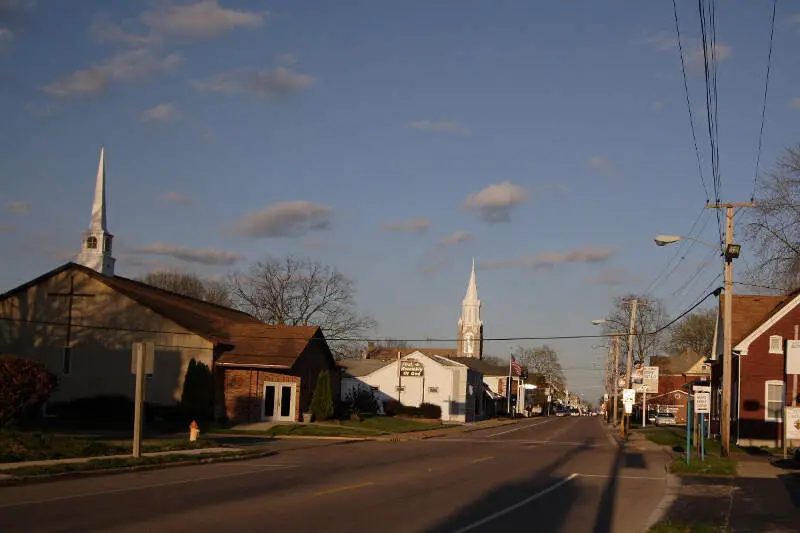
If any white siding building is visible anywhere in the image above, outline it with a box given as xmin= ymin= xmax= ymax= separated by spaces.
xmin=340 ymin=351 xmax=484 ymax=422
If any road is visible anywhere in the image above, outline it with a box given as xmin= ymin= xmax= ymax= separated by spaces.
xmin=0 ymin=417 xmax=668 ymax=533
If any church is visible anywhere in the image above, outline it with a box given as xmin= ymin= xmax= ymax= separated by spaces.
xmin=0 ymin=148 xmax=339 ymax=424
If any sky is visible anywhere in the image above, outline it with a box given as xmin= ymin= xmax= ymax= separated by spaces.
xmin=2 ymin=0 xmax=800 ymax=401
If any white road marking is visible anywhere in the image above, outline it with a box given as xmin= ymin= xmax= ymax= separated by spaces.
xmin=485 ymin=418 xmax=553 ymax=437
xmin=0 ymin=464 xmax=296 ymax=509
xmin=453 ymin=473 xmax=579 ymax=532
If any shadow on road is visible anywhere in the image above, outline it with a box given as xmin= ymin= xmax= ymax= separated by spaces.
xmin=426 ymin=436 xmax=629 ymax=533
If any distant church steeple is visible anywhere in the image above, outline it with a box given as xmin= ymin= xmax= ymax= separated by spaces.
xmin=457 ymin=258 xmax=483 ymax=358
xmin=76 ymin=147 xmax=115 ymax=276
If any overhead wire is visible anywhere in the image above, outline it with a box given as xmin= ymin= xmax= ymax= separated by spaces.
xmin=752 ymin=0 xmax=778 ymax=202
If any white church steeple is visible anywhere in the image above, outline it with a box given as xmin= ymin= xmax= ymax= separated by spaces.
xmin=76 ymin=147 xmax=115 ymax=276
xmin=457 ymin=257 xmax=483 ymax=358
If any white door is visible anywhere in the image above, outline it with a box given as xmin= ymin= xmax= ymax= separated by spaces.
xmin=262 ymin=382 xmax=296 ymax=422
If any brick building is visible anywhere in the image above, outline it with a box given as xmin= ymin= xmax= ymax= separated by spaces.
xmin=647 ymin=349 xmax=708 ymax=424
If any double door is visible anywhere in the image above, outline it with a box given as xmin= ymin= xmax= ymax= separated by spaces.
xmin=263 ymin=382 xmax=296 ymax=422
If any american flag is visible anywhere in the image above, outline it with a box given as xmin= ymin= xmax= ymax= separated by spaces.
xmin=510 ymin=357 xmax=522 ymax=376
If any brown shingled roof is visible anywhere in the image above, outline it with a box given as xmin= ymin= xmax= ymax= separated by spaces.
xmin=724 ymin=293 xmax=788 ymax=345
xmin=2 ymin=263 xmax=324 ymax=368
xmin=365 ymin=346 xmax=459 ymax=361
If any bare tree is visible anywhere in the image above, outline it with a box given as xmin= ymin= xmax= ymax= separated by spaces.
xmin=747 ymin=144 xmax=800 ymax=289
xmin=512 ymin=345 xmax=566 ymax=391
xmin=603 ymin=294 xmax=668 ymax=366
xmin=666 ymin=308 xmax=716 ymax=357
xmin=228 ymin=256 xmax=377 ymax=358
xmin=137 ymin=270 xmax=233 ymax=307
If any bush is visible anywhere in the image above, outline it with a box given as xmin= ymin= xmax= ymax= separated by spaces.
xmin=344 ymin=386 xmax=379 ymax=415
xmin=180 ymin=359 xmax=215 ymax=422
xmin=418 ymin=402 xmax=442 ymax=419
xmin=383 ymin=399 xmax=402 ymax=417
xmin=0 ymin=355 xmax=57 ymax=428
xmin=381 ymin=400 xmax=441 ymax=420
xmin=309 ymin=370 xmax=333 ymax=421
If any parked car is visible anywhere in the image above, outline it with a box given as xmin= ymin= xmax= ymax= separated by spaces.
xmin=654 ymin=412 xmax=677 ymax=426
xmin=647 ymin=412 xmax=657 ymax=423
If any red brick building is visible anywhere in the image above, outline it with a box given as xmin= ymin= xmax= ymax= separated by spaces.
xmin=713 ymin=292 xmax=800 ymax=447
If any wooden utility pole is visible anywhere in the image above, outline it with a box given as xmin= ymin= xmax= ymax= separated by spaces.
xmin=47 ymin=276 xmax=95 ymax=368
xmin=707 ymin=202 xmax=754 ymax=457
xmin=611 ymin=335 xmax=620 ymax=427
xmin=621 ymin=299 xmax=643 ymax=436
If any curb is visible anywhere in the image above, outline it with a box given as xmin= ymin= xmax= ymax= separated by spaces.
xmin=0 ymin=449 xmax=278 ymax=487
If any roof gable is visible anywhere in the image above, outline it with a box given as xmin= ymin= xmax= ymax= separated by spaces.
xmin=732 ymin=290 xmax=800 ymax=355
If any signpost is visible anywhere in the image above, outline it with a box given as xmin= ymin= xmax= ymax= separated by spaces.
xmin=131 ymin=342 xmax=155 ymax=458
xmin=622 ymin=388 xmax=635 ymax=417
xmin=694 ymin=385 xmax=711 ymax=462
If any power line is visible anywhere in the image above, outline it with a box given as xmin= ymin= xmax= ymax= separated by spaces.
xmin=672 ymin=0 xmax=710 ymax=202
xmin=752 ymin=0 xmax=778 ymax=202
xmin=733 ymin=281 xmax=792 ymax=293
xmin=0 ymin=288 xmax=721 ymax=343
xmin=643 ymin=205 xmax=706 ymax=295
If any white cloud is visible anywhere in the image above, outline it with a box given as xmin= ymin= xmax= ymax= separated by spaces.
xmin=439 ymin=230 xmax=473 ymax=246
xmin=277 ymin=52 xmax=298 ymax=65
xmin=587 ymin=155 xmax=619 ymax=179
xmin=143 ymin=102 xmax=181 ymax=122
xmin=643 ymin=30 xmax=731 ymax=68
xmin=229 ymin=201 xmax=331 ymax=238
xmin=89 ymin=14 xmax=152 ymax=46
xmin=4 ymin=200 xmax=28 ymax=214
xmin=480 ymin=245 xmax=615 ymax=271
xmin=0 ymin=27 xmax=12 ymax=52
xmin=409 ymin=119 xmax=471 ymax=136
xmin=162 ymin=191 xmax=193 ymax=205
xmin=42 ymin=48 xmax=181 ymax=98
xmin=192 ymin=66 xmax=315 ymax=98
xmin=141 ymin=0 xmax=265 ymax=39
xmin=789 ymin=98 xmax=800 ymax=109
xmin=129 ymin=242 xmax=242 ymax=266
xmin=464 ymin=181 xmax=528 ymax=223
xmin=380 ymin=218 xmax=430 ymax=232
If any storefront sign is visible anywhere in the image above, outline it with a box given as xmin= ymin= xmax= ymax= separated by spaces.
xmin=400 ymin=359 xmax=424 ymax=377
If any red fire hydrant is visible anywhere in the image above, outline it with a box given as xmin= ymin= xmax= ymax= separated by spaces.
xmin=189 ymin=420 xmax=200 ymax=442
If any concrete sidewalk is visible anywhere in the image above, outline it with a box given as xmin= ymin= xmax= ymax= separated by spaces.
xmin=0 ymin=447 xmax=240 ymax=473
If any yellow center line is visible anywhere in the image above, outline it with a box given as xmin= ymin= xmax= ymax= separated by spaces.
xmin=471 ymin=456 xmax=495 ymax=464
xmin=313 ymin=481 xmax=375 ymax=496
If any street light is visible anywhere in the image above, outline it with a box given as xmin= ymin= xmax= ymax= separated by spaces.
xmin=655 ymin=232 xmax=741 ymax=457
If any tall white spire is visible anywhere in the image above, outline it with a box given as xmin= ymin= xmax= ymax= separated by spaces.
xmin=76 ymin=147 xmax=115 ymax=276
xmin=458 ymin=258 xmax=483 ymax=358
xmin=90 ymin=146 xmax=108 ymax=232
xmin=464 ymin=257 xmax=479 ymax=305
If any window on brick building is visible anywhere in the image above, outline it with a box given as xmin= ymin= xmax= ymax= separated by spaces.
xmin=765 ymin=380 xmax=784 ymax=422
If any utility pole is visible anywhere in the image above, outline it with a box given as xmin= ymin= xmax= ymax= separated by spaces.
xmin=707 ymin=202 xmax=752 ymax=457
xmin=621 ymin=299 xmax=642 ymax=436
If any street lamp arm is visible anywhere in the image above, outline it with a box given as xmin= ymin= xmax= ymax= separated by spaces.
xmin=654 ymin=234 xmax=721 ymax=252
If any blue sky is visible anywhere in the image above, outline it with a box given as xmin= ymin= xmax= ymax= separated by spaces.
xmin=2 ymin=0 xmax=799 ymax=400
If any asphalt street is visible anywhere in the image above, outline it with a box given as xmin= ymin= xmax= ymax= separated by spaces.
xmin=0 ymin=417 xmax=668 ymax=533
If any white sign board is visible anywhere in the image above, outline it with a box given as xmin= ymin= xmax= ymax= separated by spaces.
xmin=622 ymin=388 xmax=635 ymax=404
xmin=786 ymin=407 xmax=800 ymax=441
xmin=643 ymin=366 xmax=659 ymax=391
xmin=624 ymin=402 xmax=633 ymax=414
xmin=131 ymin=342 xmax=155 ymax=375
xmin=787 ymin=340 xmax=800 ymax=375
xmin=694 ymin=392 xmax=710 ymax=414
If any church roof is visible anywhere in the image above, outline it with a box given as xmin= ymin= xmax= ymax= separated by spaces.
xmin=1 ymin=262 xmax=325 ymax=369
xmin=649 ymin=349 xmax=706 ymax=375
xmin=448 ymin=357 xmax=509 ymax=376
xmin=338 ymin=358 xmax=392 ymax=377
xmin=365 ymin=346 xmax=459 ymax=361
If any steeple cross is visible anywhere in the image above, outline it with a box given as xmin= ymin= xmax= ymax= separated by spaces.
xmin=48 ymin=276 xmax=95 ymax=348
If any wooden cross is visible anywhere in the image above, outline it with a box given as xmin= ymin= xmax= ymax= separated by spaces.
xmin=48 ymin=276 xmax=95 ymax=348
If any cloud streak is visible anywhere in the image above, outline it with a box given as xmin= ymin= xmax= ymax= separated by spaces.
xmin=586 ymin=267 xmax=634 ymax=286
xmin=380 ymin=218 xmax=430 ymax=232
xmin=192 ymin=66 xmax=315 ymax=98
xmin=481 ymin=245 xmax=615 ymax=271
xmin=643 ymin=30 xmax=731 ymax=68
xmin=439 ymin=230 xmax=473 ymax=246
xmin=4 ymin=200 xmax=28 ymax=214
xmin=229 ymin=201 xmax=332 ymax=238
xmin=464 ymin=181 xmax=528 ymax=223
xmin=129 ymin=242 xmax=242 ymax=266
xmin=143 ymin=102 xmax=181 ymax=122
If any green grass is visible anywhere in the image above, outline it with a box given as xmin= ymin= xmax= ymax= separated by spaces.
xmin=2 ymin=450 xmax=246 ymax=477
xmin=0 ymin=430 xmax=216 ymax=463
xmin=669 ymin=453 xmax=737 ymax=476
xmin=648 ymin=521 xmax=726 ymax=533
xmin=214 ymin=416 xmax=448 ymax=437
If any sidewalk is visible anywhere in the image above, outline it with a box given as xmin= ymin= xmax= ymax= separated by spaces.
xmin=0 ymin=446 xmax=240 ymax=477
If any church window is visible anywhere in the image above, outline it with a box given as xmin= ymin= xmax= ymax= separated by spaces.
xmin=103 ymin=236 xmax=112 ymax=252
xmin=86 ymin=236 xmax=98 ymax=249
xmin=464 ymin=333 xmax=473 ymax=354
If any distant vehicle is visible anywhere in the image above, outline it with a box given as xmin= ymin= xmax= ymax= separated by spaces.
xmin=570 ymin=408 xmax=581 ymax=417
xmin=655 ymin=412 xmax=677 ymax=426
xmin=647 ymin=412 xmax=657 ymax=423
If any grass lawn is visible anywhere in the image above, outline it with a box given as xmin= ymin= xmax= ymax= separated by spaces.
xmin=648 ymin=521 xmax=726 ymax=533
xmin=0 ymin=430 xmax=216 ymax=463
xmin=215 ymin=416 xmax=448 ymax=438
xmin=669 ymin=452 xmax=737 ymax=476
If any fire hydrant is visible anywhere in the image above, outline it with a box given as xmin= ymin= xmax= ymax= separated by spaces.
xmin=189 ymin=420 xmax=200 ymax=442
